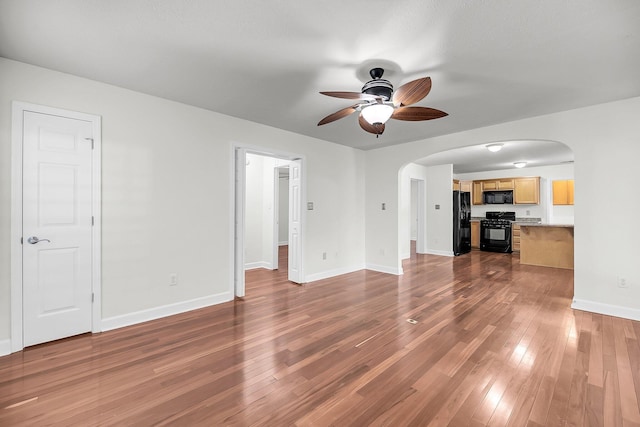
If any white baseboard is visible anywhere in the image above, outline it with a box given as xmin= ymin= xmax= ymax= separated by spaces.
xmin=365 ymin=263 xmax=403 ymax=276
xmin=305 ymin=264 xmax=366 ymax=283
xmin=244 ymin=261 xmax=271 ymax=271
xmin=278 ymin=241 xmax=288 ymax=246
xmin=571 ymin=298 xmax=640 ymax=322
xmin=0 ymin=339 xmax=10 ymax=357
xmin=101 ymin=292 xmax=232 ymax=332
xmin=425 ymin=249 xmax=455 ymax=257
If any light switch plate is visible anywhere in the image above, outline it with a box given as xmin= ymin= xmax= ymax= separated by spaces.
xmin=307 ymin=202 xmax=314 ymax=210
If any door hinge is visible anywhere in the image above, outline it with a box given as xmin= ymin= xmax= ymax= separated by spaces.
xmin=92 ymin=216 xmax=94 ymax=226
xmin=21 ymin=237 xmax=23 ymax=245
xmin=92 ymin=292 xmax=95 ymax=303
xmin=84 ymin=137 xmax=94 ymax=149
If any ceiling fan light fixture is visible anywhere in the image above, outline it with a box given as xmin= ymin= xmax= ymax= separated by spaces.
xmin=361 ymin=104 xmax=394 ymax=125
xmin=514 ymin=161 xmax=527 ymax=168
xmin=486 ymin=143 xmax=503 ymax=152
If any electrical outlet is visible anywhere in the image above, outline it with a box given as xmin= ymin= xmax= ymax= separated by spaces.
xmin=382 ymin=203 xmax=386 ymax=210
xmin=170 ymin=273 xmax=178 ymax=286
xmin=526 ymin=210 xmax=530 ymax=216
xmin=618 ymin=277 xmax=628 ymax=288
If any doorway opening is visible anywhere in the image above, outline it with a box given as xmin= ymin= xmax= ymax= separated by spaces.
xmin=233 ymin=147 xmax=304 ymax=299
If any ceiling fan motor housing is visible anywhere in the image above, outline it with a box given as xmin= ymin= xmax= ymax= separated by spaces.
xmin=362 ymin=79 xmax=393 ymax=100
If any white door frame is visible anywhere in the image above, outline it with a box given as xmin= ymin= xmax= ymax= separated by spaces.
xmin=10 ymin=102 xmax=102 ymax=353
xmin=231 ymin=145 xmax=305 ymax=298
xmin=413 ymin=179 xmax=427 ymax=254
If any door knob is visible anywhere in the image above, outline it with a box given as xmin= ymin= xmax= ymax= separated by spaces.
xmin=27 ymin=236 xmax=51 ymax=244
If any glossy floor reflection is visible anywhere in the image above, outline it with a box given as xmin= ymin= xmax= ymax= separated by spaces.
xmin=1 ymin=246 xmax=639 ymax=426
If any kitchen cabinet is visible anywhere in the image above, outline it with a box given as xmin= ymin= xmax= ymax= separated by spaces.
xmin=514 ymin=177 xmax=540 ymax=204
xmin=453 ymin=180 xmax=472 ymax=193
xmin=553 ymin=179 xmax=574 ymax=205
xmin=512 ymin=224 xmax=521 ymax=252
xmin=482 ymin=180 xmax=498 ymax=191
xmin=471 ymin=221 xmax=480 ymax=249
xmin=481 ymin=178 xmax=514 ymax=191
xmin=472 ymin=181 xmax=483 ymax=205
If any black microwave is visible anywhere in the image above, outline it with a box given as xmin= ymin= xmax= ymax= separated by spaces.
xmin=483 ymin=190 xmax=513 ymax=204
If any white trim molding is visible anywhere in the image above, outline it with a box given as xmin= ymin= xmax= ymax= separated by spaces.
xmin=102 ymin=292 xmax=232 ymax=332
xmin=244 ymin=261 xmax=272 ymax=271
xmin=571 ymin=298 xmax=640 ymax=322
xmin=10 ymin=102 xmax=102 ymax=353
xmin=305 ymin=264 xmax=366 ymax=283
xmin=425 ymin=249 xmax=455 ymax=257
xmin=366 ymin=263 xmax=403 ymax=276
xmin=0 ymin=339 xmax=11 ymax=357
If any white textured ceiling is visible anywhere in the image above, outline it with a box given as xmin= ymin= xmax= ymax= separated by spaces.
xmin=1 ymin=0 xmax=640 ymax=159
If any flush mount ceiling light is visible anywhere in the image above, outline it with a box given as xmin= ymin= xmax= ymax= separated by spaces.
xmin=514 ymin=162 xmax=527 ymax=168
xmin=486 ymin=143 xmax=503 ymax=152
xmin=361 ymin=104 xmax=394 ymax=125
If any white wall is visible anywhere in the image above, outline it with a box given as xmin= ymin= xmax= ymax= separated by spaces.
xmin=398 ymin=163 xmax=428 ymax=260
xmin=0 ymin=58 xmax=366 ymax=345
xmin=456 ymin=163 xmax=575 ymax=224
xmin=245 ymin=153 xmax=265 ymax=268
xmin=365 ymin=96 xmax=640 ymax=321
xmin=426 ymin=164 xmax=454 ymax=256
xmin=278 ymin=171 xmax=289 ymax=245
xmin=244 ymin=153 xmax=287 ymax=270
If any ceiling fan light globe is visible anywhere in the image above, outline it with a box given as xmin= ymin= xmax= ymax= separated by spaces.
xmin=361 ymin=104 xmax=394 ymax=125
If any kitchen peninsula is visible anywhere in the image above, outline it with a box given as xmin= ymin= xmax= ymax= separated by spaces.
xmin=519 ymin=224 xmax=574 ymax=269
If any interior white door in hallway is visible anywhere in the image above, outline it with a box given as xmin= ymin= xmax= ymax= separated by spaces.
xmin=22 ymin=111 xmax=95 ymax=347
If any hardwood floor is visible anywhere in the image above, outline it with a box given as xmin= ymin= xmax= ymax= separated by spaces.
xmin=2 ymin=246 xmax=640 ymax=426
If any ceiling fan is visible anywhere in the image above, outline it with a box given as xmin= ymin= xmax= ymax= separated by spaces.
xmin=317 ymin=68 xmax=448 ymax=137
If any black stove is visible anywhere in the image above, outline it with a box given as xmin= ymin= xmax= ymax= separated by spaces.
xmin=480 ymin=211 xmax=516 ymax=253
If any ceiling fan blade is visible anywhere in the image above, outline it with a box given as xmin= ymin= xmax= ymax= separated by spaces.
xmin=391 ymin=106 xmax=448 ymax=121
xmin=320 ymin=91 xmax=377 ymax=100
xmin=317 ymin=105 xmax=358 ymax=126
xmin=392 ymin=77 xmax=432 ymax=107
xmin=358 ymin=114 xmax=385 ymax=135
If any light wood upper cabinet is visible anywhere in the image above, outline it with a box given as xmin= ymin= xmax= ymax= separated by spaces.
xmin=553 ymin=179 xmax=574 ymax=205
xmin=514 ymin=177 xmax=540 ymax=204
xmin=497 ymin=178 xmax=514 ymax=190
xmin=480 ymin=178 xmax=514 ymax=192
xmin=472 ymin=181 xmax=484 ymax=205
xmin=460 ymin=180 xmax=472 ymax=193
xmin=482 ymin=181 xmax=498 ymax=191
xmin=453 ymin=179 xmax=460 ymax=191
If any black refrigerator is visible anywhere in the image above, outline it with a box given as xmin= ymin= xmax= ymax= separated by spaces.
xmin=453 ymin=190 xmax=471 ymax=256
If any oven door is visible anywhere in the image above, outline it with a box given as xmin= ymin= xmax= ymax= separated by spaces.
xmin=480 ymin=223 xmax=512 ymax=252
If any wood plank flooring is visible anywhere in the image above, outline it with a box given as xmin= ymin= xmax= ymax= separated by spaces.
xmin=2 ymin=246 xmax=640 ymax=426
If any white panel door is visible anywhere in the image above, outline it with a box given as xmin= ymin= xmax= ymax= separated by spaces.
xmin=22 ymin=111 xmax=94 ymax=346
xmin=288 ymin=159 xmax=302 ymax=283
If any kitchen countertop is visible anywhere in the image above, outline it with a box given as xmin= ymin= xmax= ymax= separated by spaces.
xmin=517 ymin=223 xmax=574 ymax=228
